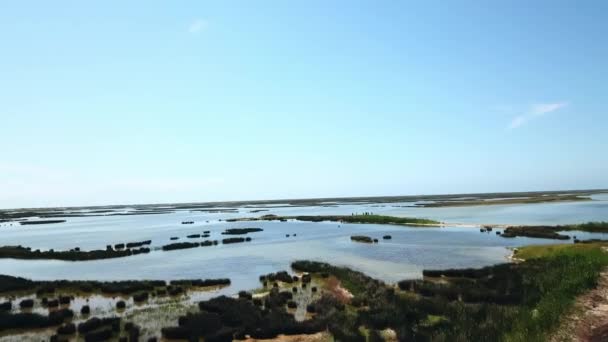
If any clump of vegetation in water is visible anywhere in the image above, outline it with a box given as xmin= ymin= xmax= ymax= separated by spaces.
xmin=350 ymin=235 xmax=374 ymax=243
xmin=260 ymin=271 xmax=294 ymax=284
xmin=221 ymin=228 xmax=263 ymax=235
xmin=162 ymin=242 xmax=200 ymax=251
xmin=500 ymin=226 xmax=570 ymax=240
xmin=256 ymin=213 xmax=440 ymax=226
xmin=0 ymin=245 xmax=150 ymax=261
xmin=125 ymin=240 xmax=151 ymax=248
xmin=222 ymin=237 xmax=251 ymax=244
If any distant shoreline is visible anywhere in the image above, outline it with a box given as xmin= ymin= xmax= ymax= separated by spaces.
xmin=1 ymin=188 xmax=606 ymax=211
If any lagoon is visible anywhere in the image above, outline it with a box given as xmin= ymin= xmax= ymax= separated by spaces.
xmin=1 ymin=194 xmax=608 ymax=296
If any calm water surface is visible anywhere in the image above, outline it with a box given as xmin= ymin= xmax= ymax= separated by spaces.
xmin=1 ymin=194 xmax=607 ymax=295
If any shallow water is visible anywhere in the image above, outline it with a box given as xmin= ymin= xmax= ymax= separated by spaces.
xmin=1 ymin=195 xmax=608 ymax=295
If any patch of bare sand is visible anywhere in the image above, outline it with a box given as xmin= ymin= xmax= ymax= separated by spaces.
xmin=323 ymin=276 xmax=353 ymax=303
xmin=239 ymin=331 xmax=332 ymax=342
xmin=551 ymin=269 xmax=608 ymax=342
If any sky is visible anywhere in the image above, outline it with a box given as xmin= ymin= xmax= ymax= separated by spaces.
xmin=1 ymin=1 xmax=607 ymax=209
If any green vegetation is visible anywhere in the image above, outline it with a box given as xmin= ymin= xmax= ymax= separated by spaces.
xmin=290 ymin=243 xmax=608 ymax=341
xmin=500 ymin=226 xmax=570 ymax=240
xmin=350 ymin=235 xmax=374 ymax=243
xmin=19 ymin=220 xmax=66 ymax=225
xmin=221 ymin=228 xmax=263 ymax=235
xmin=251 ymin=213 xmax=440 ymax=226
xmin=496 ymin=221 xmax=608 ymax=241
xmin=558 ymin=221 xmax=608 ymax=233
xmin=0 ymin=245 xmax=149 ymax=261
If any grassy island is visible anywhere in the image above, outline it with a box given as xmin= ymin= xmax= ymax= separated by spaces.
xmin=230 ymin=213 xmax=441 ymax=226
xmin=499 ymin=221 xmax=608 ymax=240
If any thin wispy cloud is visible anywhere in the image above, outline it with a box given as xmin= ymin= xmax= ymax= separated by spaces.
xmin=188 ymin=19 xmax=207 ymax=34
xmin=508 ymin=102 xmax=568 ymax=129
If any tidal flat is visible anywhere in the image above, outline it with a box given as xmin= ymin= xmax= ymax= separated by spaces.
xmin=1 ymin=191 xmax=608 ymax=340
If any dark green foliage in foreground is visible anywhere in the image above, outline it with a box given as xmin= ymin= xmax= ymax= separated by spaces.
xmin=0 ymin=275 xmax=229 ymax=298
xmin=292 ymin=247 xmax=608 ymax=342
xmin=162 ymin=292 xmax=324 ymax=341
xmin=0 ymin=309 xmax=73 ymax=331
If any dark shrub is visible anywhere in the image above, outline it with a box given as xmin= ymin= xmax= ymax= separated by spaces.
xmin=19 ymin=299 xmax=34 ymax=309
xmin=126 ymin=240 xmax=152 ymax=248
xmin=287 ymin=301 xmax=297 ymax=309
xmin=114 ymin=243 xmax=125 ymax=249
xmin=84 ymin=327 xmax=112 ymax=342
xmin=373 ymin=239 xmax=379 ymax=243
xmin=163 ymin=312 xmax=223 ymax=339
xmin=311 ymin=286 xmax=317 ymax=292
xmin=78 ymin=317 xmax=102 ymax=333
xmin=302 ymin=274 xmax=311 ymax=283
xmin=221 ymin=228 xmax=263 ymax=235
xmin=187 ymin=234 xmax=201 ymax=239
xmin=170 ymin=237 xmax=179 ymax=240
xmin=116 ymin=300 xmax=126 ymax=309
xmin=57 ymin=322 xmax=76 ymax=335
xmin=263 ymin=271 xmax=294 ymax=283
xmin=129 ymin=325 xmax=140 ymax=341
xmin=80 ymin=305 xmax=90 ymax=315
xmin=351 ymin=235 xmax=374 ymax=243
xmin=48 ymin=299 xmax=59 ymax=308
xmin=222 ymin=238 xmax=245 ymax=244
xmin=0 ymin=312 xmax=65 ymax=330
xmin=383 ymin=235 xmax=392 ymax=239
xmin=49 ymin=308 xmax=73 ymax=322
xmin=292 ymin=287 xmax=298 ymax=293
xmin=133 ymin=292 xmax=149 ymax=302
xmin=306 ymin=304 xmax=316 ymax=313
xmin=162 ymin=242 xmax=199 ymax=251
xmin=168 ymin=286 xmax=184 ymax=296
xmin=0 ymin=301 xmax=11 ymax=312
xmin=59 ymin=296 xmax=71 ymax=305
xmin=238 ymin=291 xmax=253 ymax=300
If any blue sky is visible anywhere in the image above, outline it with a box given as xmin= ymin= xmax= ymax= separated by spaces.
xmin=1 ymin=1 xmax=607 ymax=208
